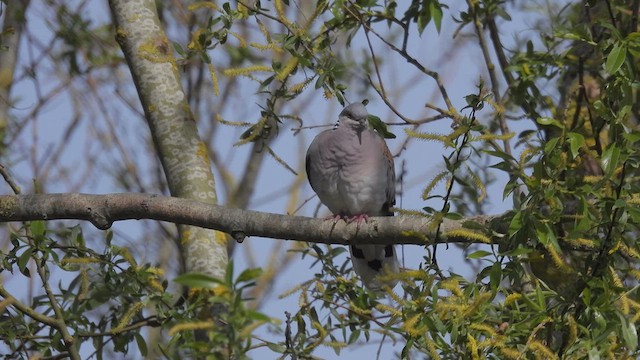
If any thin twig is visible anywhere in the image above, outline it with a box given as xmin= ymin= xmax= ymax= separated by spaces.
xmin=0 ymin=164 xmax=21 ymax=194
xmin=367 ymin=75 xmax=448 ymax=125
xmin=290 ymin=123 xmax=333 ymax=135
xmin=342 ymin=5 xmax=458 ymax=121
xmin=432 ymin=107 xmax=479 ymax=278
xmin=466 ymin=0 xmax=518 ymax=202
xmin=0 ymin=288 xmax=58 ymax=327
xmin=632 ymin=0 xmax=639 ymax=33
xmin=34 ymin=252 xmax=81 ymax=360
xmin=77 ymin=316 xmax=162 ymax=337
xmin=486 ymin=17 xmax=514 ymax=86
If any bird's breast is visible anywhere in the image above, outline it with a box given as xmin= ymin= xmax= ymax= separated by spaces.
xmin=308 ymin=128 xmax=389 ymax=216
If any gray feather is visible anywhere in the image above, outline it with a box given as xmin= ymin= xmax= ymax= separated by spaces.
xmin=306 ymin=103 xmax=399 ymax=291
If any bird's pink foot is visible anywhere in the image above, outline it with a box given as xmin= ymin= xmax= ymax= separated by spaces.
xmin=347 ymin=214 xmax=369 ymax=225
xmin=324 ymin=214 xmax=345 ymax=223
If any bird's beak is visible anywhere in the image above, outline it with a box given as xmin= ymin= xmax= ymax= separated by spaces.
xmin=356 ymin=118 xmax=368 ymax=144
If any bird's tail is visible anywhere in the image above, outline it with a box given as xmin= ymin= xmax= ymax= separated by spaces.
xmin=349 ymin=244 xmax=399 ymax=291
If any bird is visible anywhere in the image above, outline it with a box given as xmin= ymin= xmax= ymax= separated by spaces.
xmin=305 ymin=102 xmax=399 ymax=291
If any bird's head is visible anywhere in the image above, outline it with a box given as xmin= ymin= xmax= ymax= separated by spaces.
xmin=338 ymin=103 xmax=369 ymax=131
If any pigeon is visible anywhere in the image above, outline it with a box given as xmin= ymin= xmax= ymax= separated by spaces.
xmin=305 ymin=103 xmax=399 ymax=290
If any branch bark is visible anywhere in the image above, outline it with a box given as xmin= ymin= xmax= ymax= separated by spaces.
xmin=0 ymin=193 xmax=509 ymax=246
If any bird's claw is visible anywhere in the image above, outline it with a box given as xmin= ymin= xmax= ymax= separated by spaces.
xmin=323 ymin=214 xmax=369 ymax=227
xmin=324 ymin=214 xmax=345 ymax=224
xmin=347 ymin=214 xmax=369 ymax=225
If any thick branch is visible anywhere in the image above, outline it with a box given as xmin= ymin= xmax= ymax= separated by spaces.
xmin=0 ymin=193 xmax=508 ymax=246
xmin=109 ymin=0 xmax=226 ymax=277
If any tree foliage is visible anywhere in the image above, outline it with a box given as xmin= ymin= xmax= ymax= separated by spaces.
xmin=0 ymin=0 xmax=639 ymax=359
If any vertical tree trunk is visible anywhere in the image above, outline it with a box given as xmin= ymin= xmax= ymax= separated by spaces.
xmin=108 ymin=0 xmax=227 ymax=278
xmin=0 ymin=0 xmax=31 ymax=152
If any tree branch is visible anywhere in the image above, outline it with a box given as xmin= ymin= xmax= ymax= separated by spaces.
xmin=0 ymin=193 xmax=508 ymax=246
xmin=0 ymin=287 xmax=58 ymax=327
xmin=34 ymin=254 xmax=81 ymax=360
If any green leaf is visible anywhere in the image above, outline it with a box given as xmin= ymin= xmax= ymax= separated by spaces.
xmin=417 ymin=13 xmax=428 ymax=35
xmin=601 ymin=145 xmax=621 ymax=176
xmin=348 ymin=329 xmax=361 ymax=344
xmin=225 ymin=259 xmax=234 ymax=286
xmin=535 ymin=284 xmax=547 ymax=311
xmin=266 ymin=342 xmax=287 ymax=353
xmin=489 ymin=262 xmax=502 ymax=290
xmin=500 ymin=246 xmax=533 ymax=257
xmin=619 ymin=314 xmax=638 ymax=351
xmin=30 ymin=220 xmax=46 ymax=238
xmin=315 ymin=74 xmax=325 ymax=89
xmin=544 ymin=137 xmax=560 ymax=154
xmin=246 ymin=310 xmax=271 ymax=322
xmin=173 ymin=42 xmax=185 ymax=56
xmin=556 ymin=31 xmax=583 ymax=41
xmin=444 ymin=212 xmax=463 ymax=220
xmin=567 ymin=132 xmax=585 ymax=159
xmin=368 ymin=115 xmax=396 ymax=138
xmin=464 ymin=94 xmax=483 ymax=109
xmin=260 ymin=75 xmax=275 ymax=90
xmin=495 ymin=6 xmax=512 ymax=21
xmin=508 ymin=211 xmax=523 ymax=236
xmin=401 ymin=338 xmax=413 ymax=358
xmin=430 ymin=1 xmax=443 ymax=33
xmin=467 ymin=250 xmax=492 ymax=259
xmin=18 ymin=248 xmax=33 ymax=277
xmin=450 ymin=320 xmax=458 ymax=342
xmin=69 ymin=225 xmax=85 ymax=248
xmin=537 ymin=223 xmax=560 ymax=250
xmin=105 ymin=230 xmax=113 ymax=246
xmin=518 ymin=129 xmax=537 ymax=140
xmin=483 ymin=149 xmax=516 ymax=162
xmin=489 ymin=161 xmax=512 ymax=172
xmin=536 ymin=117 xmax=562 ymax=128
xmin=605 ymin=44 xmax=626 ymax=74
xmin=135 ymin=333 xmax=148 ymax=357
xmin=173 ymin=273 xmax=223 ymax=288
xmin=622 ymin=132 xmax=640 ymax=144
xmin=236 ymin=268 xmax=263 ymax=283
xmin=613 ymin=198 xmax=626 ymax=210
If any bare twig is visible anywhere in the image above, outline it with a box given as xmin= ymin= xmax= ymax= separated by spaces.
xmin=0 ymin=164 xmax=21 ymax=194
xmin=356 ymin=21 xmax=459 ymax=121
xmin=367 ymin=75 xmax=448 ymax=125
xmin=485 ymin=18 xmax=514 ymax=86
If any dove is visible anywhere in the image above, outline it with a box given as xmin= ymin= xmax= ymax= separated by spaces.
xmin=306 ymin=103 xmax=399 ymax=291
